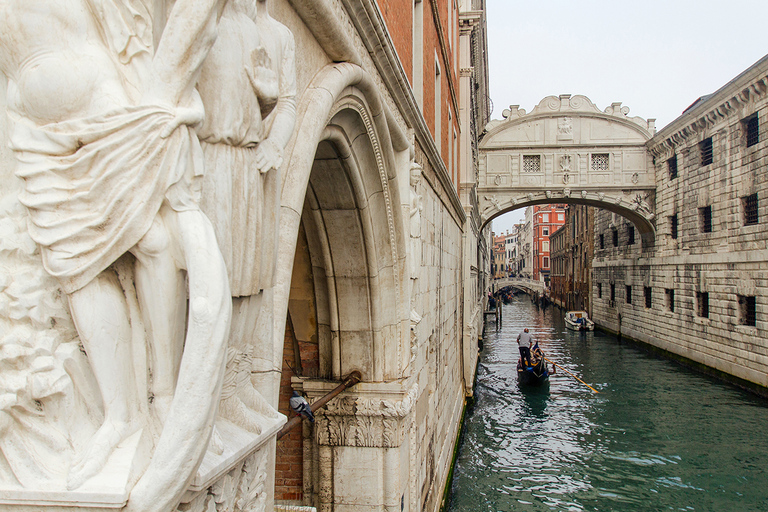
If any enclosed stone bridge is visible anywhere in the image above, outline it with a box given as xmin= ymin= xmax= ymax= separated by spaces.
xmin=492 ymin=277 xmax=545 ymax=295
xmin=478 ymin=95 xmax=658 ymax=243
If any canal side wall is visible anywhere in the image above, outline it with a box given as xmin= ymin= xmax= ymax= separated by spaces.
xmin=592 ymin=56 xmax=768 ymax=394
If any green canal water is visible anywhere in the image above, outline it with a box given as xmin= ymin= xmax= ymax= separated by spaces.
xmin=446 ymin=299 xmax=768 ymax=512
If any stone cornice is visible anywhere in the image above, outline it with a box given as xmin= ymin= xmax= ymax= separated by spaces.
xmin=649 ymin=55 xmax=768 ymax=159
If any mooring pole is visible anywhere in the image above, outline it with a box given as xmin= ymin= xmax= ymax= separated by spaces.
xmin=277 ymin=370 xmax=362 ymax=440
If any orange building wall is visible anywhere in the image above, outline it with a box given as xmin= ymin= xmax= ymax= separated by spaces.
xmin=379 ymin=0 xmax=414 ymax=83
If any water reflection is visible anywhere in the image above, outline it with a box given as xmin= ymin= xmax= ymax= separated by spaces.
xmin=447 ymin=300 xmax=768 ymax=512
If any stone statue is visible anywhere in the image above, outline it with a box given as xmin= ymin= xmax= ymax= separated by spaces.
xmin=0 ymin=0 xmax=233 ymax=510
xmin=197 ymin=0 xmax=296 ymax=433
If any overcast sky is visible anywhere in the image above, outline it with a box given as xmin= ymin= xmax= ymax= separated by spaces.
xmin=488 ymin=0 xmax=768 ymax=234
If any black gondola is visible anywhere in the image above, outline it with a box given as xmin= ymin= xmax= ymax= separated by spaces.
xmin=517 ymin=348 xmax=550 ymax=386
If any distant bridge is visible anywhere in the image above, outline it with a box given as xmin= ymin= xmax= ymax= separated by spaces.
xmin=492 ymin=277 xmax=545 ymax=295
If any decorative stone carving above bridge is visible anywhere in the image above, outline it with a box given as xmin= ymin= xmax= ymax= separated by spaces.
xmin=479 ymin=95 xmax=658 ymax=243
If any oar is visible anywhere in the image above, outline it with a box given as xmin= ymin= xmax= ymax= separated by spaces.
xmin=542 ymin=356 xmax=600 ymax=393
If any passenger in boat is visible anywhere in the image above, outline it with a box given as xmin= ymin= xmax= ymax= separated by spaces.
xmin=517 ymin=328 xmax=533 ymax=367
xmin=531 ymin=341 xmax=542 ymax=361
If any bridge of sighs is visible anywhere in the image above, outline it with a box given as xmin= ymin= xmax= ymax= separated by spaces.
xmin=478 ymin=94 xmax=658 ymax=243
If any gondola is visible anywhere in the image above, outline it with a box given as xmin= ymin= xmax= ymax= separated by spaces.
xmin=517 ymin=346 xmax=550 ymax=386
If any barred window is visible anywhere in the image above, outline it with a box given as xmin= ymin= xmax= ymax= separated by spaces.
xmin=591 ymin=153 xmax=609 ymax=171
xmin=599 ymin=233 xmax=605 ymax=249
xmin=744 ymin=114 xmax=759 ymax=148
xmin=644 ymin=287 xmax=652 ymax=308
xmin=612 ymin=229 xmax=618 ymax=247
xmin=523 ymin=155 xmax=541 ymax=173
xmin=697 ymin=291 xmax=709 ymax=318
xmin=597 ymin=283 xmax=602 ymax=298
xmin=738 ymin=295 xmax=756 ymax=326
xmin=699 ymin=137 xmax=713 ymax=166
xmin=627 ymin=225 xmax=635 ymax=245
xmin=610 ymin=283 xmax=616 ymax=301
xmin=665 ymin=288 xmax=675 ymax=312
xmin=668 ymin=155 xmax=678 ymax=180
xmin=743 ymin=193 xmax=758 ymax=226
xmin=699 ymin=206 xmax=712 ymax=233
xmin=670 ymin=214 xmax=678 ymax=239
xmin=626 ymin=285 xmax=632 ymax=304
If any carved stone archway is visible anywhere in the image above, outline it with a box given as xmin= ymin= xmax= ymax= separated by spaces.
xmin=479 ymin=95 xmax=658 ymax=243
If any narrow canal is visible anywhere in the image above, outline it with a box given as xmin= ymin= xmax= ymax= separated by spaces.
xmin=446 ymin=298 xmax=768 ymax=511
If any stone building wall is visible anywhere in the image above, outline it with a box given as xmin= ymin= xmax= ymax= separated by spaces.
xmin=592 ymin=56 xmax=768 ymax=393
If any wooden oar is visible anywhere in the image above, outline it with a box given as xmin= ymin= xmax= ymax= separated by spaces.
xmin=542 ymin=356 xmax=600 ymax=393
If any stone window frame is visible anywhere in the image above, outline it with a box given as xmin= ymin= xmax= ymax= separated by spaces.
xmin=699 ymin=137 xmax=713 ymax=166
xmin=627 ymin=225 xmax=635 ymax=245
xmin=597 ymin=282 xmax=602 ymax=299
xmin=696 ymin=291 xmax=709 ymax=318
xmin=699 ymin=205 xmax=713 ymax=233
xmin=669 ymin=214 xmax=678 ymax=239
xmin=743 ymin=113 xmax=759 ymax=148
xmin=612 ymin=228 xmax=618 ymax=247
xmin=610 ymin=283 xmax=616 ymax=302
xmin=644 ymin=286 xmax=652 ymax=309
xmin=599 ymin=233 xmax=605 ymax=249
xmin=590 ymin=152 xmax=610 ymax=172
xmin=625 ymin=285 xmax=632 ymax=305
xmin=665 ymin=288 xmax=675 ymax=312
xmin=667 ymin=154 xmax=678 ymax=180
xmin=742 ymin=193 xmax=758 ymax=226
xmin=738 ymin=295 xmax=757 ymax=327
xmin=522 ymin=154 xmax=542 ymax=173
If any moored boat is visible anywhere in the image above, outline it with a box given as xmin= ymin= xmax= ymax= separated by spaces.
xmin=565 ymin=310 xmax=595 ymax=331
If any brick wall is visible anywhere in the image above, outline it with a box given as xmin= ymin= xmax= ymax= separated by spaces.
xmin=275 ymin=317 xmax=304 ymax=502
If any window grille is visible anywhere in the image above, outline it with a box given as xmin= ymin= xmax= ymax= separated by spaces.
xmin=591 ymin=153 xmax=609 ymax=171
xmin=699 ymin=137 xmax=713 ymax=166
xmin=644 ymin=287 xmax=652 ymax=308
xmin=670 ymin=215 xmax=678 ymax=239
xmin=610 ymin=283 xmax=616 ymax=301
xmin=699 ymin=206 xmax=712 ymax=233
xmin=668 ymin=155 xmax=678 ymax=180
xmin=523 ymin=155 xmax=541 ymax=173
xmin=745 ymin=115 xmax=759 ymax=148
xmin=697 ymin=291 xmax=709 ymax=318
xmin=599 ymin=233 xmax=605 ymax=249
xmin=665 ymin=288 xmax=674 ymax=312
xmin=627 ymin=225 xmax=635 ymax=245
xmin=625 ymin=285 xmax=632 ymax=304
xmin=739 ymin=295 xmax=756 ymax=326
xmin=597 ymin=283 xmax=602 ymax=298
xmin=743 ymin=193 xmax=758 ymax=226
xmin=612 ymin=229 xmax=618 ymax=247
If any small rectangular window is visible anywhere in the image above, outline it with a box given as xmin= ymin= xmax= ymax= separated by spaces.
xmin=610 ymin=283 xmax=616 ymax=301
xmin=744 ymin=114 xmax=759 ymax=148
xmin=699 ymin=137 xmax=713 ymax=166
xmin=523 ymin=154 xmax=541 ymax=173
xmin=627 ymin=225 xmax=635 ymax=245
xmin=743 ymin=193 xmax=758 ymax=226
xmin=739 ymin=295 xmax=756 ymax=326
xmin=644 ymin=287 xmax=652 ymax=308
xmin=543 ymin=256 xmax=550 ymax=268
xmin=670 ymin=214 xmax=678 ymax=240
xmin=543 ymin=227 xmax=549 ymax=236
xmin=597 ymin=283 xmax=602 ymax=298
xmin=626 ymin=285 xmax=632 ymax=304
xmin=665 ymin=288 xmax=675 ymax=312
xmin=612 ymin=229 xmax=618 ymax=247
xmin=668 ymin=155 xmax=678 ymax=180
xmin=699 ymin=206 xmax=712 ymax=233
xmin=591 ymin=153 xmax=609 ymax=171
xmin=599 ymin=233 xmax=605 ymax=249
xmin=697 ymin=291 xmax=709 ymax=318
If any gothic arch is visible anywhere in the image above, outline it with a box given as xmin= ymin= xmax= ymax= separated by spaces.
xmin=275 ymin=63 xmax=410 ymax=386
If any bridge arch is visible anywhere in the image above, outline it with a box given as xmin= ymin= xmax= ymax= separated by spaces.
xmin=478 ymin=94 xmax=658 ymax=243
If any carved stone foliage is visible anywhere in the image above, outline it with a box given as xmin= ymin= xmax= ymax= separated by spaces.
xmin=314 ymin=384 xmax=418 ymax=448
xmin=177 ymin=446 xmax=270 ymax=512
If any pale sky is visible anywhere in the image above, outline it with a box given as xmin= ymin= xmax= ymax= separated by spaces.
xmin=489 ymin=0 xmax=768 ymax=234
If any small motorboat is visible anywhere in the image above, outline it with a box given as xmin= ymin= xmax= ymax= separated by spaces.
xmin=517 ymin=346 xmax=550 ymax=386
xmin=565 ymin=310 xmax=595 ymax=331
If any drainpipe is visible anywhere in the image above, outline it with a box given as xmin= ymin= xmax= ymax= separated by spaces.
xmin=277 ymin=371 xmax=362 ymax=440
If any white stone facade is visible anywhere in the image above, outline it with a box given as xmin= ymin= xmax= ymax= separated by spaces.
xmin=593 ymin=56 xmax=768 ymax=392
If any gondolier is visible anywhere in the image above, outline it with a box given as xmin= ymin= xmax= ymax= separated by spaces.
xmin=517 ymin=328 xmax=533 ymax=367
